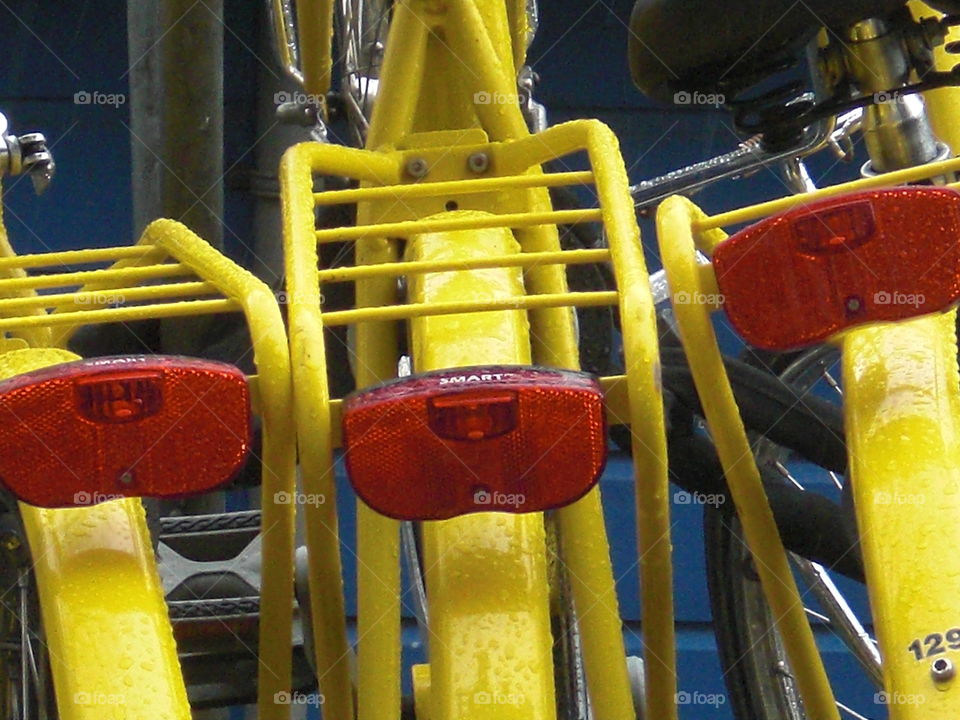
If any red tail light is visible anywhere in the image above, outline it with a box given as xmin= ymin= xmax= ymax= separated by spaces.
xmin=342 ymin=366 xmax=607 ymax=520
xmin=713 ymin=187 xmax=960 ymax=350
xmin=0 ymin=356 xmax=251 ymax=507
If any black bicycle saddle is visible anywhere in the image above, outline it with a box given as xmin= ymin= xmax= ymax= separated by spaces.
xmin=628 ymin=0 xmax=909 ymax=104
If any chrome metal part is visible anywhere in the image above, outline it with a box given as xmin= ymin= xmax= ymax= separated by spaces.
xmin=844 ymin=18 xmax=942 ymax=172
xmin=630 ymin=121 xmax=833 ymax=210
xmin=0 ymin=113 xmax=56 ymax=195
xmin=400 ymin=522 xmax=430 ymax=648
xmin=779 ymin=157 xmax=817 ymax=193
xmin=792 ymin=559 xmax=882 ymax=687
xmin=337 ymin=0 xmax=391 ymax=143
xmin=406 ymin=157 xmax=429 ymax=178
xmin=828 ymin=109 xmax=863 ymax=162
xmin=519 ymin=66 xmax=548 ymax=133
xmin=268 ymin=0 xmax=305 ymax=84
xmin=650 ymin=250 xmax=711 ymax=305
xmin=931 ymin=657 xmax=955 ymax=683
xmin=467 ymin=152 xmax=490 ymax=174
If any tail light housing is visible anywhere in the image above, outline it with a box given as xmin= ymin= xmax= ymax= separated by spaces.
xmin=342 ymin=366 xmax=607 ymax=520
xmin=0 ymin=356 xmax=251 ymax=507
xmin=713 ymin=187 xmax=960 ymax=350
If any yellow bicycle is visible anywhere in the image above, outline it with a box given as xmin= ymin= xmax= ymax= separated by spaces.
xmin=635 ymin=0 xmax=960 ymax=718
xmin=0 ymin=118 xmax=295 ymax=717
xmin=272 ymin=1 xmax=671 ymax=720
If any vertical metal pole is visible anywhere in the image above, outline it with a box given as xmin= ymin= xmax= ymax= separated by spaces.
xmin=127 ymin=1 xmax=227 ymax=548
xmin=127 ymin=0 xmax=224 ymax=354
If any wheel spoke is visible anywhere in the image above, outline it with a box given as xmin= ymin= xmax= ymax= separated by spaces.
xmin=793 ymin=558 xmax=882 ymax=687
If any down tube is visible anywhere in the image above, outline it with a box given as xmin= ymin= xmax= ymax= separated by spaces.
xmin=842 ymin=313 xmax=960 ymax=719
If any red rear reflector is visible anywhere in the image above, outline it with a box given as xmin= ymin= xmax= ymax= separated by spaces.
xmin=0 ymin=356 xmax=251 ymax=507
xmin=342 ymin=366 xmax=607 ymax=520
xmin=713 ymin=187 xmax=960 ymax=350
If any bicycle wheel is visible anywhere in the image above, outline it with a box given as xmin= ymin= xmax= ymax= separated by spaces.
xmin=705 ymin=346 xmax=883 ymax=720
xmin=0 ymin=499 xmax=52 ymax=720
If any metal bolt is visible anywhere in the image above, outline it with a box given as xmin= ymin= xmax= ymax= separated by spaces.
xmin=405 ymin=157 xmax=429 ymax=178
xmin=119 ymin=470 xmax=134 ymax=486
xmin=467 ymin=152 xmax=490 ymax=174
xmin=0 ymin=534 xmax=20 ymax=551
xmin=932 ymin=657 xmax=955 ymax=683
xmin=845 ymin=296 xmax=862 ymax=313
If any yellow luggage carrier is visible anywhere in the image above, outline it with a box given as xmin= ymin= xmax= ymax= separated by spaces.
xmin=281 ymin=118 xmax=674 ymax=720
xmin=657 ymin=153 xmax=960 ymax=720
xmin=0 ymin=216 xmax=295 ymax=720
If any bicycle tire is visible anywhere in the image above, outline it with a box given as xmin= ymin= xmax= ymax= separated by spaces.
xmin=703 ymin=346 xmax=879 ymax=720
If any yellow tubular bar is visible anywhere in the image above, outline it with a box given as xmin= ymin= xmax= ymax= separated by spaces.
xmin=0 ymin=211 xmax=49 ymax=348
xmin=581 ymin=121 xmax=672 ymax=720
xmin=315 ymin=209 xmax=603 ymax=243
xmin=295 ymin=0 xmax=333 ymax=99
xmin=141 ymin=220 xmax=298 ymax=720
xmin=702 ymin=154 xmax=960 ymax=231
xmin=320 ymin=291 xmax=618 ymax=326
xmin=657 ymin=196 xmax=840 ymax=720
xmin=408 ymin=219 xmax=556 ymax=720
xmin=280 ymin=145 xmax=355 ymax=720
xmin=316 ymin=248 xmax=611 ymax=283
xmin=10 ymin=347 xmax=189 ymax=720
xmin=312 ymin=171 xmax=595 ymax=206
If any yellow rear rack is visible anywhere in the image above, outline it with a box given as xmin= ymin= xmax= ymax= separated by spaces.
xmin=281 ymin=118 xmax=672 ymax=720
xmin=656 ymin=152 xmax=960 ymax=720
xmin=0 ymin=219 xmax=296 ymax=720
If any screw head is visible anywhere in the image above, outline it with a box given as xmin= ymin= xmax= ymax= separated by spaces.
xmin=467 ymin=152 xmax=490 ymax=174
xmin=932 ymin=657 xmax=955 ymax=683
xmin=845 ymin=296 xmax=862 ymax=314
xmin=405 ymin=157 xmax=429 ymax=178
xmin=119 ymin=470 xmax=134 ymax=486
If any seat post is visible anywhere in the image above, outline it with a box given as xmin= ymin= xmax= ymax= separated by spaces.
xmin=842 ymin=17 xmax=946 ymax=173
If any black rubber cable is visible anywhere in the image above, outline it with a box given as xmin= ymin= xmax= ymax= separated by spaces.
xmin=660 ymin=346 xmax=847 ymax=473
xmin=667 ymin=434 xmax=863 ymax=581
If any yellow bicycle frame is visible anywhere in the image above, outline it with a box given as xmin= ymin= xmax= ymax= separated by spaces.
xmin=0 ymin=215 xmax=294 ymax=719
xmin=282 ymin=2 xmax=671 ymax=720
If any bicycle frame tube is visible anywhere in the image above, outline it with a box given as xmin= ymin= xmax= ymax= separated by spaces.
xmin=292 ymin=0 xmax=531 ymax=108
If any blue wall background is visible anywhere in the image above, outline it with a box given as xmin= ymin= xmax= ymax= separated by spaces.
xmin=0 ymin=2 xmax=875 ymax=718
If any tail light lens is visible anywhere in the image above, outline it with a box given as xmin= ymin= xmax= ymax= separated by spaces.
xmin=713 ymin=187 xmax=960 ymax=350
xmin=0 ymin=356 xmax=251 ymax=507
xmin=342 ymin=366 xmax=607 ymax=520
